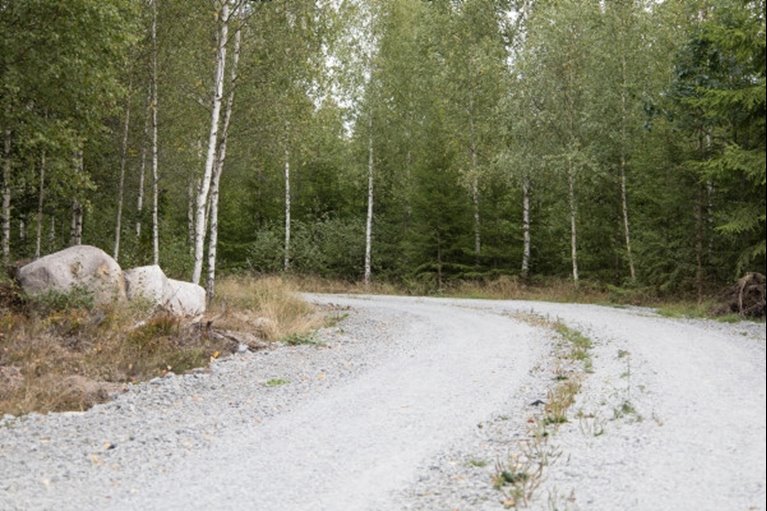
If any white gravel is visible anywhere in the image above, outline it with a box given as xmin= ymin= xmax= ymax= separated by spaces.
xmin=0 ymin=295 xmax=764 ymax=511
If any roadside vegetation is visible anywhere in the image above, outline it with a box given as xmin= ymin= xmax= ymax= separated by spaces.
xmin=291 ymin=273 xmax=765 ymax=322
xmin=0 ymin=275 xmax=323 ymax=416
xmin=492 ymin=313 xmax=595 ymax=508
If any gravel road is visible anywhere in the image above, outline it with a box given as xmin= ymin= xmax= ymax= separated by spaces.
xmin=1 ymin=295 xmax=764 ymax=510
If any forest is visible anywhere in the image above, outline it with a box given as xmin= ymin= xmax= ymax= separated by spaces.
xmin=1 ymin=0 xmax=765 ymax=301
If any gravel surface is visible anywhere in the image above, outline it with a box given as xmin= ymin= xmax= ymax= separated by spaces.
xmin=1 ymin=295 xmax=764 ymax=511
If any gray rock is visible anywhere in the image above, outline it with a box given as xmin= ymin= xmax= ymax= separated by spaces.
xmin=164 ymin=278 xmax=206 ymax=316
xmin=123 ymin=265 xmax=206 ymax=316
xmin=16 ymin=245 xmax=125 ymax=304
xmin=124 ymin=265 xmax=172 ymax=305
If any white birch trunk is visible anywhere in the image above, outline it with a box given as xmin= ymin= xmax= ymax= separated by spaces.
xmin=471 ymin=173 xmax=480 ymax=260
xmin=620 ymin=156 xmax=635 ymax=281
xmin=113 ymin=96 xmax=131 ymax=262
xmin=364 ymin=116 xmax=374 ymax=286
xmin=468 ymin=112 xmax=481 ymax=260
xmin=2 ymin=129 xmax=10 ymax=265
xmin=619 ymin=51 xmax=636 ymax=282
xmin=521 ymin=173 xmax=531 ymax=278
xmin=136 ymin=85 xmax=150 ymax=240
xmin=283 ymin=147 xmax=291 ymax=272
xmin=188 ymin=178 xmax=196 ymax=255
xmin=206 ymin=25 xmax=241 ymax=299
xmin=49 ymin=217 xmax=55 ymax=250
xmin=35 ymin=151 xmax=46 ymax=259
xmin=568 ymin=156 xmax=579 ymax=285
xmin=150 ymin=0 xmax=160 ymax=265
xmin=70 ymin=149 xmax=83 ymax=246
xmin=192 ymin=0 xmax=229 ymax=285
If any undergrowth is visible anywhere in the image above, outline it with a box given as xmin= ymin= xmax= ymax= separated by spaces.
xmin=0 ymin=276 xmax=322 ymax=416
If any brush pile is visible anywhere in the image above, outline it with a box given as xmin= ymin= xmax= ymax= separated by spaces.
xmin=712 ymin=272 xmax=766 ymax=318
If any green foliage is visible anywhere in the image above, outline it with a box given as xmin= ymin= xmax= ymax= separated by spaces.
xmin=247 ymin=217 xmax=365 ymax=279
xmin=1 ymin=0 xmax=763 ymax=301
xmin=27 ymin=286 xmax=95 ymax=315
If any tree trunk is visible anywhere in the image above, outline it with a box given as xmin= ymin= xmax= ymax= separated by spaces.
xmin=113 ymin=94 xmax=131 ymax=262
xmin=619 ymin=50 xmax=636 ymax=282
xmin=207 ymin=25 xmax=241 ymax=300
xmin=283 ymin=147 xmax=291 ymax=272
xmin=695 ymin=186 xmax=705 ymax=302
xmin=70 ymin=149 xmax=83 ymax=246
xmin=521 ymin=173 xmax=531 ymax=279
xmin=136 ymin=85 xmax=150 ymax=240
xmin=150 ymin=0 xmax=160 ymax=266
xmin=468 ymin=110 xmax=481 ymax=261
xmin=192 ymin=0 xmax=229 ymax=285
xmin=35 ymin=151 xmax=46 ymax=259
xmin=364 ymin=116 xmax=374 ymax=286
xmin=188 ymin=177 xmax=196 ymax=255
xmin=568 ymin=155 xmax=579 ymax=285
xmin=2 ymin=129 xmax=11 ymax=265
xmin=620 ymin=156 xmax=636 ymax=281
xmin=436 ymin=232 xmax=443 ymax=292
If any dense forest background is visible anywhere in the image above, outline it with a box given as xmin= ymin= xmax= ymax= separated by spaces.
xmin=1 ymin=0 xmax=764 ymax=300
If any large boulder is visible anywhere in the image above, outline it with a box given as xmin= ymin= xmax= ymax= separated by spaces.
xmin=124 ymin=265 xmax=205 ymax=316
xmin=164 ymin=278 xmax=206 ymax=316
xmin=17 ymin=245 xmax=125 ymax=304
xmin=124 ymin=265 xmax=172 ymax=304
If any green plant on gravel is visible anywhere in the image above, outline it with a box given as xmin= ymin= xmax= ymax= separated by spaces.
xmin=554 ymin=323 xmax=593 ymax=370
xmin=283 ymin=332 xmax=322 ymax=346
xmin=613 ymin=400 xmax=641 ymax=421
xmin=265 ymin=378 xmax=290 ymax=387
xmin=324 ymin=312 xmax=349 ymax=328
xmin=468 ymin=458 xmax=489 ymax=468
xmin=544 ymin=379 xmax=581 ymax=426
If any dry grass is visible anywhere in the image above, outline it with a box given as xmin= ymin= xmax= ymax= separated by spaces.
xmin=209 ymin=276 xmax=325 ymax=341
xmin=282 ymin=274 xmax=404 ymax=296
xmin=290 ymin=274 xmax=622 ymax=305
xmin=0 ymin=276 xmax=323 ymax=416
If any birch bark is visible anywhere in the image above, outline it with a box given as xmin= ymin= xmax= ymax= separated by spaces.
xmin=207 ymin=25 xmax=241 ymax=299
xmin=136 ymin=85 xmax=150 ymax=240
xmin=113 ymin=94 xmax=131 ymax=261
xmin=468 ymin=105 xmax=481 ymax=260
xmin=364 ymin=116 xmax=374 ymax=286
xmin=34 ymin=152 xmax=46 ymax=259
xmin=192 ymin=0 xmax=229 ymax=285
xmin=619 ymin=48 xmax=636 ymax=281
xmin=150 ymin=0 xmax=160 ymax=265
xmin=2 ymin=130 xmax=10 ymax=265
xmin=283 ymin=147 xmax=291 ymax=272
xmin=70 ymin=149 xmax=83 ymax=246
xmin=568 ymin=155 xmax=579 ymax=285
xmin=521 ymin=173 xmax=531 ymax=278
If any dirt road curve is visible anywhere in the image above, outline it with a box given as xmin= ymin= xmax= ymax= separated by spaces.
xmin=0 ymin=295 xmax=764 ymax=510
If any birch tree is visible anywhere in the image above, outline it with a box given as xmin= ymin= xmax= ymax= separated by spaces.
xmin=113 ymin=89 xmax=132 ymax=261
xmin=521 ymin=0 xmax=597 ymax=284
xmin=2 ymin=130 xmax=10 ymax=264
xmin=207 ymin=24 xmax=242 ymax=298
xmin=150 ymin=0 xmax=160 ymax=265
xmin=192 ymin=0 xmax=229 ymax=285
